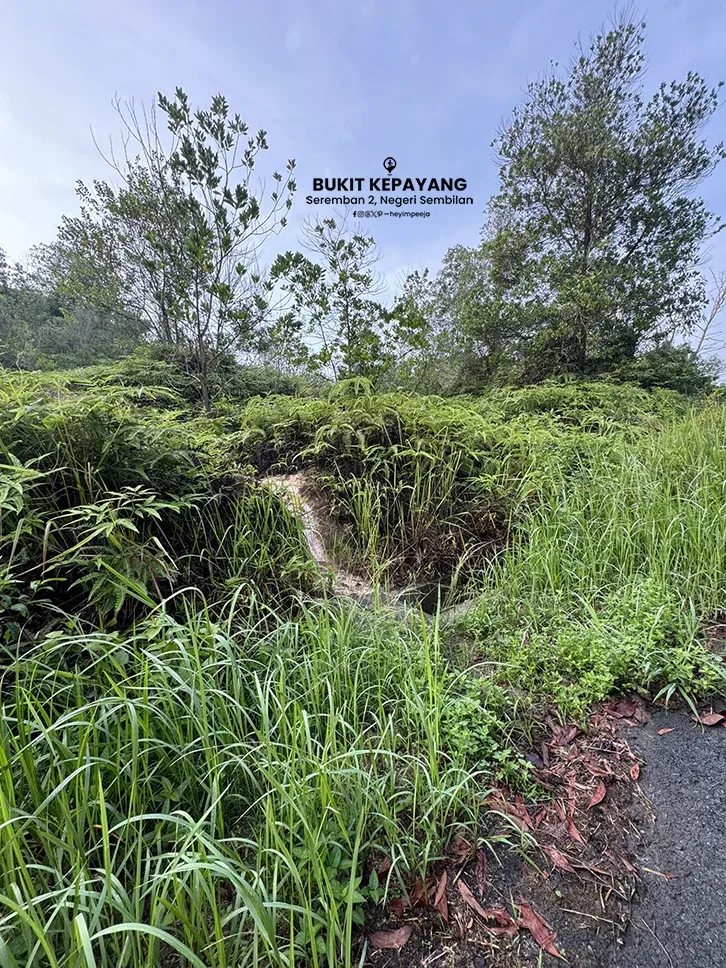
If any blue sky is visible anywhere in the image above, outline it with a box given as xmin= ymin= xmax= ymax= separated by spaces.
xmin=2 ymin=0 xmax=726 ymax=314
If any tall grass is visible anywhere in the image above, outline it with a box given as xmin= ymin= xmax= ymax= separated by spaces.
xmin=0 ymin=602 xmax=486 ymax=966
xmin=2 ymin=373 xmax=725 ymax=966
xmin=460 ymin=403 xmax=726 ymax=714
xmin=502 ymin=405 xmax=726 ymax=600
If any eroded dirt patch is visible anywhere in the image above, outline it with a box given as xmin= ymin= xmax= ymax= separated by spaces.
xmin=264 ymin=470 xmax=375 ymax=599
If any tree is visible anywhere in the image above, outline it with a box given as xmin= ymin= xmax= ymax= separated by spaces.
xmin=0 ymin=252 xmax=38 ymax=368
xmin=614 ymin=343 xmax=720 ymax=395
xmin=433 ymin=239 xmax=528 ymax=390
xmin=694 ymin=270 xmax=726 ymax=358
xmin=384 ymin=268 xmax=441 ymax=391
xmin=271 ymin=217 xmax=391 ymax=382
xmin=0 ymin=244 xmax=145 ymax=370
xmin=488 ymin=15 xmax=725 ymax=379
xmin=50 ymin=89 xmax=296 ymax=410
xmin=386 ymin=239 xmax=527 ymax=395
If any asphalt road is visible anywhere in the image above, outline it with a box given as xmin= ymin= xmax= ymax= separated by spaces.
xmin=611 ymin=708 xmax=726 ymax=968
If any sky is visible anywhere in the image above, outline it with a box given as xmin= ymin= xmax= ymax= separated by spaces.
xmin=2 ymin=0 xmax=726 ymax=327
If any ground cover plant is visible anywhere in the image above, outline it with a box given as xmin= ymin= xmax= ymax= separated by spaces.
xmin=1 ymin=363 xmax=724 ymax=966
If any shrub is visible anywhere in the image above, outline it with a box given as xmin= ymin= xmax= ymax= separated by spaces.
xmin=613 ymin=343 xmax=720 ymax=395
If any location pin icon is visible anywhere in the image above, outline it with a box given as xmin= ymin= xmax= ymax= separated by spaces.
xmin=383 ymin=157 xmax=397 ymax=174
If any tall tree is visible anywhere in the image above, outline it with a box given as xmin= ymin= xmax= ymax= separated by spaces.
xmin=271 ymin=217 xmax=391 ymax=382
xmin=49 ymin=89 xmax=296 ymax=410
xmin=488 ymin=15 xmax=725 ymax=378
xmin=0 ymin=248 xmax=142 ymax=370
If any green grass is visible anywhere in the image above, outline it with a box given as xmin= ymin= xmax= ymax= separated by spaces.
xmin=454 ymin=402 xmax=726 ymax=715
xmin=0 ymin=602 xmax=492 ymax=967
xmin=0 ymin=370 xmax=724 ymax=965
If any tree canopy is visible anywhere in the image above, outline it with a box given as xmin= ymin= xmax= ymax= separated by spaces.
xmin=486 ymin=16 xmax=724 ymax=379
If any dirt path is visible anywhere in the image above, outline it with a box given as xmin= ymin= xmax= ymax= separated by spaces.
xmin=264 ymin=471 xmax=375 ymax=599
xmin=611 ymin=709 xmax=726 ymax=968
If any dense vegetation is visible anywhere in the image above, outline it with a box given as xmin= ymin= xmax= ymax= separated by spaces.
xmin=1 ymin=11 xmax=726 ymax=968
xmin=2 ymin=364 xmax=725 ymax=965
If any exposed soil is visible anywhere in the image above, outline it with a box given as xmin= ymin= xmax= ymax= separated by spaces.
xmin=264 ymin=471 xmax=375 ymax=599
xmin=362 ymin=696 xmax=726 ymax=968
xmin=263 ymin=470 xmax=464 ymax=612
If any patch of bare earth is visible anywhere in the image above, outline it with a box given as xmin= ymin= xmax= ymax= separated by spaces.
xmin=362 ymin=698 xmax=657 ymax=967
xmin=263 ymin=471 xmax=374 ymax=599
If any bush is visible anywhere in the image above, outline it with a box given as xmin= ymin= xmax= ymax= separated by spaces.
xmin=60 ymin=344 xmax=311 ymax=408
xmin=613 ymin=343 xmax=720 ymax=395
xmin=0 ymin=376 xmax=317 ymax=631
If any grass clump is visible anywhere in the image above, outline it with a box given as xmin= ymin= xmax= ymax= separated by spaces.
xmin=0 ymin=602 xmax=491 ymax=966
xmin=453 ymin=403 xmax=726 ymax=716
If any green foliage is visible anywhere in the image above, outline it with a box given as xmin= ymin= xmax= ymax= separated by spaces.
xmin=613 ymin=342 xmax=720 ymax=395
xmin=473 ymin=378 xmax=688 ymax=427
xmin=0 ymin=602 xmax=484 ymax=967
xmin=0 ymin=249 xmax=142 ymax=369
xmin=271 ymin=218 xmax=392 ymax=382
xmin=237 ymin=389 xmax=515 ymax=581
xmin=235 ymin=379 xmax=689 ymax=581
xmin=467 ymin=579 xmax=723 ymax=719
xmin=487 ymin=15 xmax=725 ymax=379
xmin=1 ymin=366 xmax=725 ymax=966
xmin=64 ymin=344 xmax=306 ymax=408
xmin=46 ymin=89 xmax=296 ymax=411
xmin=431 ymin=242 xmax=517 ymax=392
xmin=453 ymin=404 xmax=726 ymax=715
xmin=3 ymin=38 xmax=726 ymax=965
xmin=441 ymin=675 xmax=535 ymax=790
xmin=0 ymin=373 xmax=316 ymax=629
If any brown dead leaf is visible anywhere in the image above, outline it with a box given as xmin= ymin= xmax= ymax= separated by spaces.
xmin=487 ymin=792 xmax=535 ymax=831
xmin=483 ymin=907 xmax=519 ymax=939
xmin=503 ymin=795 xmax=535 ymax=830
xmin=368 ymin=925 xmax=414 ymax=949
xmin=584 ymin=759 xmax=612 ymax=777
xmin=433 ymin=871 xmax=448 ymax=922
xmin=517 ymin=898 xmax=564 ymax=959
xmin=408 ymin=878 xmax=429 ymax=908
xmin=457 ymin=883 xmax=519 ymax=938
xmin=571 ymin=860 xmax=612 ymax=878
xmin=658 ymin=727 xmax=676 ymax=736
xmin=607 ymin=699 xmax=637 ymax=719
xmin=533 ymin=805 xmax=548 ymax=827
xmin=566 ymin=778 xmax=577 ymax=815
xmin=589 ymin=780 xmax=607 ymax=807
xmin=695 ymin=711 xmax=725 ymax=726
xmin=552 ymin=724 xmax=579 ymax=747
xmin=389 ymin=897 xmax=406 ymax=919
xmin=630 ymin=762 xmax=641 ymax=781
xmin=543 ymin=845 xmax=577 ymax=874
xmin=377 ymin=855 xmax=392 ymax=875
xmin=515 ymin=794 xmax=535 ymax=828
xmin=567 ymin=816 xmax=586 ymax=845
xmin=456 ymin=878 xmax=490 ymax=921
xmin=449 ymin=833 xmax=471 ymax=863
